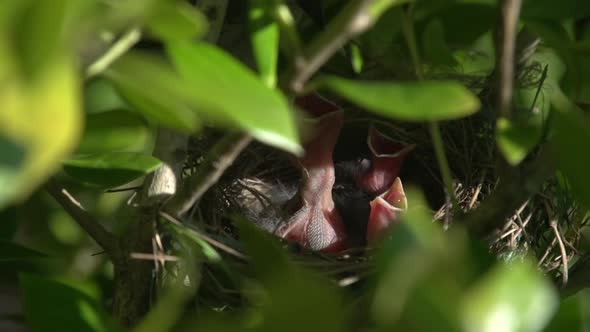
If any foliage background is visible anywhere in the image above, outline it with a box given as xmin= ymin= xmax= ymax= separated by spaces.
xmin=2 ymin=0 xmax=590 ymax=331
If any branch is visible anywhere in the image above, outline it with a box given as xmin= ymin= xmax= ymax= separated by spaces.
xmin=280 ymin=0 xmax=377 ymax=94
xmin=165 ymin=133 xmax=253 ymax=216
xmin=46 ymin=179 xmax=121 ymax=260
xmin=495 ymin=0 xmax=522 ymax=120
xmin=86 ymin=28 xmax=141 ymax=79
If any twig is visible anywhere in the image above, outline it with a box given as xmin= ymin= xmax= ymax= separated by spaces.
xmin=401 ymin=4 xmax=460 ymax=214
xmin=544 ymin=201 xmax=569 ymax=287
xmin=159 ymin=211 xmax=249 ymax=261
xmin=86 ymin=28 xmax=141 ymax=79
xmin=131 ymin=253 xmax=180 ymax=262
xmin=538 ymin=237 xmax=557 ymax=267
xmin=430 ymin=122 xmax=461 ymax=215
xmin=165 ymin=133 xmax=253 ymax=216
xmin=468 ymin=171 xmax=487 ymax=210
xmin=495 ymin=0 xmax=522 ymax=119
xmin=461 ymin=147 xmax=554 ymax=236
xmin=46 ymin=179 xmax=121 ymax=260
xmin=281 ymin=0 xmax=376 ymax=93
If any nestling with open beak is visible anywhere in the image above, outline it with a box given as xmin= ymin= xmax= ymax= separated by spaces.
xmin=239 ymin=94 xmax=415 ymax=253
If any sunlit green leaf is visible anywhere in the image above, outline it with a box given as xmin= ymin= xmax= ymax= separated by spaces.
xmin=77 ymin=110 xmax=150 ymax=154
xmin=461 ymin=261 xmax=558 ymax=332
xmin=107 ymin=52 xmax=201 ymax=132
xmin=15 ymin=0 xmax=69 ymax=77
xmin=249 ymin=0 xmax=279 ymax=87
xmin=350 ymin=43 xmax=364 ymax=74
xmin=20 ymin=273 xmax=120 ymax=332
xmin=0 ymin=57 xmax=82 ymax=208
xmin=320 ymin=77 xmax=480 ymax=121
xmin=63 ymin=152 xmax=161 ymax=188
xmin=0 ymin=240 xmax=46 ymax=262
xmin=496 ymin=110 xmax=544 ymax=165
xmin=167 ymin=41 xmax=301 ymax=155
xmin=146 ymin=0 xmax=207 ymax=41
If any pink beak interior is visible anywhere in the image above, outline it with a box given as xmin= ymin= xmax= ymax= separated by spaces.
xmin=356 ymin=127 xmax=415 ymax=196
xmin=367 ymin=177 xmax=407 ymax=244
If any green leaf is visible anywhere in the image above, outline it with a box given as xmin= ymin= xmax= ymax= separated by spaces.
xmin=236 ymin=219 xmax=346 ymax=332
xmin=350 ymin=43 xmax=364 ymax=74
xmin=361 ymin=7 xmax=403 ymax=58
xmin=249 ymin=0 xmax=279 ymax=87
xmin=372 ymin=189 xmax=452 ymax=327
xmin=20 ymin=273 xmax=119 ymax=332
xmin=552 ymin=103 xmax=590 ymax=209
xmin=496 ymin=114 xmax=543 ymax=165
xmin=422 ymin=19 xmax=457 ymax=67
xmin=521 ymin=0 xmax=590 ymax=21
xmin=146 ymin=0 xmax=207 ymax=42
xmin=77 ymin=110 xmax=150 ymax=154
xmin=83 ymin=78 xmax=128 ymax=114
xmin=0 ymin=240 xmax=45 ymax=262
xmin=107 ymin=52 xmax=201 ymax=132
xmin=15 ymin=0 xmax=70 ymax=76
xmin=63 ymin=152 xmax=161 ymax=188
xmin=461 ymin=261 xmax=558 ymax=332
xmin=320 ymin=77 xmax=480 ymax=121
xmin=419 ymin=4 xmax=496 ymax=47
xmin=545 ymin=291 xmax=590 ymax=332
xmin=167 ymin=41 xmax=301 ymax=154
xmin=0 ymin=57 xmax=82 ymax=208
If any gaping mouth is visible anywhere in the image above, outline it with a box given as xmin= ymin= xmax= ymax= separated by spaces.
xmin=273 ymin=94 xmax=414 ymax=253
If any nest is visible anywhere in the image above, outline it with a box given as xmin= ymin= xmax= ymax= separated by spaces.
xmin=155 ymin=56 xmax=582 ymax=310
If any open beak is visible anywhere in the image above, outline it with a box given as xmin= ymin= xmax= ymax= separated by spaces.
xmin=356 ymin=127 xmax=413 ymax=245
xmin=367 ymin=177 xmax=407 ymax=244
xmin=356 ymin=127 xmax=415 ymax=196
xmin=276 ymin=95 xmax=346 ymax=252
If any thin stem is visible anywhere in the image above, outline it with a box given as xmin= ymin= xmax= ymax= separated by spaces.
xmin=165 ymin=133 xmax=253 ymax=216
xmin=495 ymin=0 xmax=523 ymax=119
xmin=402 ymin=5 xmax=459 ymax=213
xmin=429 ymin=122 xmax=461 ymax=212
xmin=401 ymin=5 xmax=423 ymax=80
xmin=46 ymin=179 xmax=121 ymax=261
xmin=281 ymin=0 xmax=375 ymax=93
xmin=86 ymin=28 xmax=141 ymax=79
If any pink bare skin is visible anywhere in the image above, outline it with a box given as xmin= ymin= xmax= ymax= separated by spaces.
xmin=276 ymin=95 xmax=414 ymax=252
xmin=367 ymin=177 xmax=407 ymax=244
xmin=277 ymin=108 xmax=347 ymax=252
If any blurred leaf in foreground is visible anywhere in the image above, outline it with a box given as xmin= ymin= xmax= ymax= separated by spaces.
xmin=20 ymin=273 xmax=120 ymax=332
xmin=167 ymin=42 xmax=302 ymax=155
xmin=76 ymin=110 xmax=151 ymax=154
xmin=461 ymin=260 xmax=558 ymax=332
xmin=63 ymin=152 xmax=161 ymax=188
xmin=319 ymin=77 xmax=480 ymax=121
